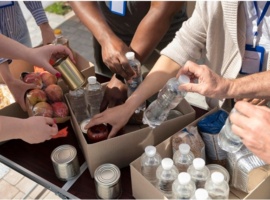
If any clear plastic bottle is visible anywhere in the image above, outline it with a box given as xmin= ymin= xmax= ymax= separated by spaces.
xmin=140 ymin=145 xmax=162 ymax=185
xmin=173 ymin=143 xmax=195 ymax=173
xmin=52 ymin=28 xmax=69 ymax=46
xmin=84 ymin=76 xmax=103 ymax=117
xmin=156 ymin=158 xmax=179 ymax=199
xmin=69 ymin=88 xmax=89 ymax=123
xmin=125 ymin=52 xmax=146 ymax=113
xmin=172 ymin=172 xmax=196 ymax=199
xmin=204 ymin=172 xmax=229 ymax=200
xmin=191 ymin=188 xmax=212 ymax=200
xmin=217 ymin=108 xmax=243 ymax=153
xmin=143 ymin=75 xmax=190 ymax=128
xmin=187 ymin=158 xmax=210 ymax=189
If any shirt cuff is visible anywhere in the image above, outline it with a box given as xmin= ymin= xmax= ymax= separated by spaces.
xmin=31 ymin=8 xmax=49 ymax=26
xmin=0 ymin=58 xmax=12 ymax=65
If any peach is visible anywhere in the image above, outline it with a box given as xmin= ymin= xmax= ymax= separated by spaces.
xmin=26 ymin=89 xmax=47 ymax=106
xmin=32 ymin=102 xmax=53 ymax=117
xmin=51 ymin=102 xmax=69 ymax=117
xmin=44 ymin=84 xmax=63 ymax=102
xmin=41 ymin=71 xmax=57 ymax=87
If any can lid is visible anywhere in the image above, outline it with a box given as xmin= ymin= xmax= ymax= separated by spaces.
xmin=80 ymin=118 xmax=91 ymax=134
xmin=51 ymin=145 xmax=77 ymax=164
xmin=94 ymin=164 xmax=121 ymax=187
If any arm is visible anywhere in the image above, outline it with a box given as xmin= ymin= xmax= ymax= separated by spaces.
xmin=178 ymin=61 xmax=270 ymax=100
xmin=230 ymin=101 xmax=270 ymax=164
xmin=24 ymin=1 xmax=55 ymax=45
xmin=130 ymin=1 xmax=186 ymax=63
xmin=0 ymin=116 xmax=58 ymax=144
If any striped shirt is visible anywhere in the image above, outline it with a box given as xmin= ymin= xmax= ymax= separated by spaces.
xmin=0 ymin=1 xmax=48 ymax=64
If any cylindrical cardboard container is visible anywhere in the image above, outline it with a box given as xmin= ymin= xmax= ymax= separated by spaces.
xmin=53 ymin=56 xmax=86 ymax=90
xmin=51 ymin=144 xmax=80 ymax=181
xmin=94 ymin=163 xmax=122 ymax=199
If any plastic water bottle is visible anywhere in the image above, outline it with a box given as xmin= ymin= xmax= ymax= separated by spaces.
xmin=217 ymin=108 xmax=243 ymax=153
xmin=172 ymin=172 xmax=196 ymax=199
xmin=84 ymin=76 xmax=103 ymax=117
xmin=140 ymin=146 xmax=162 ymax=184
xmin=69 ymin=88 xmax=89 ymax=123
xmin=143 ymin=75 xmax=190 ymax=128
xmin=191 ymin=188 xmax=212 ymax=200
xmin=156 ymin=158 xmax=179 ymax=199
xmin=204 ymin=172 xmax=229 ymax=200
xmin=187 ymin=158 xmax=210 ymax=189
xmin=53 ymin=28 xmax=69 ymax=46
xmin=125 ymin=52 xmax=146 ymax=113
xmin=173 ymin=143 xmax=195 ymax=173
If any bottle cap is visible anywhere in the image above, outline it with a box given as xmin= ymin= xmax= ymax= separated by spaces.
xmin=88 ymin=76 xmax=97 ymax=84
xmin=179 ymin=143 xmax=190 ymax=154
xmin=178 ymin=172 xmax=191 ymax=185
xmin=161 ymin=158 xmax=173 ymax=170
xmin=145 ymin=146 xmax=156 ymax=157
xmin=211 ymin=171 xmax=224 ymax=184
xmin=125 ymin=52 xmax=135 ymax=60
xmin=54 ymin=28 xmax=62 ymax=35
xmin=193 ymin=158 xmax=205 ymax=170
xmin=178 ymin=74 xmax=190 ymax=85
xmin=195 ymin=188 xmax=209 ymax=200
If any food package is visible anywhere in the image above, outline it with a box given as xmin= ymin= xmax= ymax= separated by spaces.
xmin=171 ymin=125 xmax=206 ymax=159
xmin=21 ymin=71 xmax=70 ymax=123
xmin=227 ymin=145 xmax=270 ymax=193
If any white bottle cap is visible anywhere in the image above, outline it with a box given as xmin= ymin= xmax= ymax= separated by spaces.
xmin=211 ymin=172 xmax=224 ymax=184
xmin=125 ymin=52 xmax=135 ymax=60
xmin=179 ymin=143 xmax=190 ymax=155
xmin=178 ymin=172 xmax=191 ymax=185
xmin=88 ymin=76 xmax=97 ymax=84
xmin=193 ymin=158 xmax=205 ymax=170
xmin=178 ymin=74 xmax=190 ymax=85
xmin=161 ymin=158 xmax=173 ymax=170
xmin=145 ymin=146 xmax=156 ymax=157
xmin=195 ymin=188 xmax=209 ymax=200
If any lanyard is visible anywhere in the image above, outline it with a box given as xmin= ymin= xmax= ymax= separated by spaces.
xmin=253 ymin=1 xmax=270 ymax=47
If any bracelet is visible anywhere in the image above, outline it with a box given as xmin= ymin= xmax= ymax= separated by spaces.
xmin=115 ymin=73 xmax=125 ymax=83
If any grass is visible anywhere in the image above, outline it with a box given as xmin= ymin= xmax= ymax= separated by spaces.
xmin=45 ymin=2 xmax=72 ymax=15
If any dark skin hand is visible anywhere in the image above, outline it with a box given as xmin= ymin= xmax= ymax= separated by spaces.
xmin=71 ymin=1 xmax=185 ymax=111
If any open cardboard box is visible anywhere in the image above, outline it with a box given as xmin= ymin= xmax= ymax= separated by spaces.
xmin=66 ymin=94 xmax=196 ymax=177
xmin=130 ymin=108 xmax=270 ymax=199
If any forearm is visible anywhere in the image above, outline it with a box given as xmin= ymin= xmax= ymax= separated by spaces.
xmin=125 ymin=55 xmax=181 ymax=111
xmin=0 ymin=116 xmax=24 ymax=142
xmin=227 ymin=71 xmax=270 ymax=99
xmin=0 ymin=62 xmax=14 ymax=84
xmin=130 ymin=2 xmax=184 ymax=63
xmin=70 ymin=1 xmax=116 ymax=46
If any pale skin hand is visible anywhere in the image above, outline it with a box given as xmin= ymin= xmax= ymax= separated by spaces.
xmin=230 ymin=101 xmax=270 ymax=164
xmin=0 ymin=116 xmax=58 ymax=144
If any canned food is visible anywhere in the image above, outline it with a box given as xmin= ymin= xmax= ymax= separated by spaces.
xmin=51 ymin=144 xmax=80 ymax=181
xmin=53 ymin=56 xmax=86 ymax=90
xmin=94 ymin=163 xmax=122 ymax=199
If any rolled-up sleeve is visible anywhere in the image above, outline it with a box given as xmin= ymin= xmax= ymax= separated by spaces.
xmin=24 ymin=1 xmax=48 ymax=25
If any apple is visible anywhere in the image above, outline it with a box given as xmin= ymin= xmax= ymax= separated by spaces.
xmin=51 ymin=102 xmax=69 ymax=117
xmin=32 ymin=102 xmax=53 ymax=117
xmin=41 ymin=71 xmax=57 ymax=87
xmin=26 ymin=89 xmax=47 ymax=106
xmin=44 ymin=84 xmax=63 ymax=102
xmin=23 ymin=72 xmax=43 ymax=88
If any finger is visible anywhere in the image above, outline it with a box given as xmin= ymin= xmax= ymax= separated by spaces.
xmin=119 ymin=58 xmax=134 ymax=78
xmin=100 ymin=98 xmax=109 ymax=112
xmin=178 ymin=82 xmax=200 ymax=93
xmin=44 ymin=117 xmax=55 ymax=125
xmin=84 ymin=114 xmax=104 ymax=129
xmin=234 ymin=101 xmax=257 ymax=118
xmin=107 ymin=126 xmax=119 ymax=139
xmin=231 ymin=124 xmax=245 ymax=139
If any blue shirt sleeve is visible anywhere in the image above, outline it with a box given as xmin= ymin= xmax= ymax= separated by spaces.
xmin=24 ymin=1 xmax=48 ymax=26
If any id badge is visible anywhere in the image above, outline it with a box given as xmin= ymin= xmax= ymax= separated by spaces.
xmin=109 ymin=1 xmax=126 ymax=16
xmin=0 ymin=1 xmax=14 ymax=8
xmin=240 ymin=44 xmax=265 ymax=74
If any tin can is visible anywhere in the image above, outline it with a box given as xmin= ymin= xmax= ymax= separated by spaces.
xmin=51 ymin=144 xmax=80 ymax=181
xmin=53 ymin=56 xmax=86 ymax=90
xmin=94 ymin=163 xmax=122 ymax=199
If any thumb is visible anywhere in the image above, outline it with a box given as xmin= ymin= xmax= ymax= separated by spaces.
xmin=41 ymin=63 xmax=60 ymax=76
xmin=107 ymin=126 xmax=119 ymax=139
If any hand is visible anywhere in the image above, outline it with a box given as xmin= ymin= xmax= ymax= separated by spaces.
xmin=27 ymin=45 xmax=75 ymax=76
xmin=230 ymin=101 xmax=270 ymax=164
xmin=100 ymin=75 xmax=127 ymax=112
xmin=20 ymin=116 xmax=58 ymax=144
xmin=6 ymin=78 xmax=36 ymax=111
xmin=177 ymin=61 xmax=230 ymax=99
xmin=101 ymin=36 xmax=135 ymax=79
xmin=39 ymin=22 xmax=56 ymax=45
xmin=85 ymin=103 xmax=133 ymax=139
xmin=234 ymin=98 xmax=268 ymax=106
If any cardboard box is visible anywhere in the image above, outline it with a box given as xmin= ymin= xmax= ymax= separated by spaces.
xmin=66 ymin=95 xmax=196 ymax=177
xmin=130 ymin=108 xmax=270 ymax=199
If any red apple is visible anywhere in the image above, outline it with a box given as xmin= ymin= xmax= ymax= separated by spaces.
xmin=32 ymin=102 xmax=53 ymax=117
xmin=51 ymin=102 xmax=69 ymax=117
xmin=41 ymin=71 xmax=57 ymax=87
xmin=44 ymin=84 xmax=63 ymax=102
xmin=26 ymin=89 xmax=47 ymax=106
xmin=23 ymin=72 xmax=43 ymax=88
